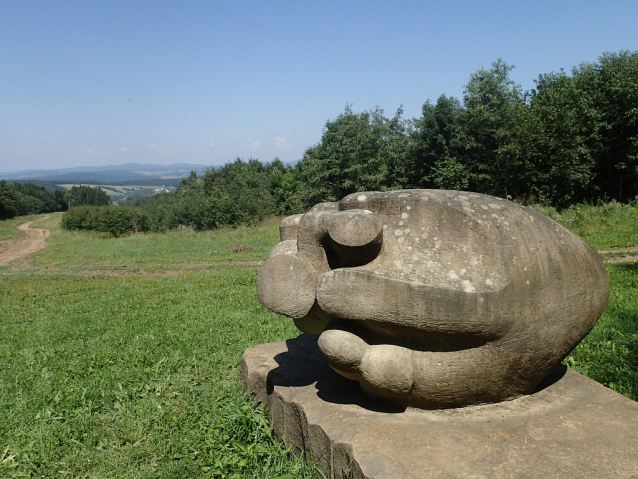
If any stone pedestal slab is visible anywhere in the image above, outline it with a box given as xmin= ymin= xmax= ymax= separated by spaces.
xmin=241 ymin=335 xmax=638 ymax=478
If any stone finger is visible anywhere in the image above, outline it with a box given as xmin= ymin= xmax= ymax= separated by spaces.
xmin=256 ymin=253 xmax=317 ymax=319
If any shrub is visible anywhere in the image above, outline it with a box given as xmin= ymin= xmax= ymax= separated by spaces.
xmin=61 ymin=206 xmax=150 ymax=237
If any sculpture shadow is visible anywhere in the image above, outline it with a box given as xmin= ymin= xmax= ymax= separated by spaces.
xmin=267 ymin=334 xmax=406 ymax=413
xmin=532 ymin=362 xmax=568 ymax=393
xmin=266 ymin=334 xmax=569 ymax=413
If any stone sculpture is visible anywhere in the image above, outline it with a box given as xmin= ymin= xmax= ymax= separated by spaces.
xmin=256 ymin=190 xmax=609 ymax=409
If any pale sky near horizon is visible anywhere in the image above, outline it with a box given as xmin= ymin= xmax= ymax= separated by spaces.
xmin=1 ymin=0 xmax=637 ymax=173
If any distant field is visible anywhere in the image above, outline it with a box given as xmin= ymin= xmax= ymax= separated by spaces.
xmin=58 ymin=184 xmax=174 ymax=200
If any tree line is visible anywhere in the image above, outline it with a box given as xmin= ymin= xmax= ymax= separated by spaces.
xmin=296 ymin=51 xmax=638 ymax=208
xmin=57 ymin=50 xmax=638 ymax=235
xmin=0 ymin=182 xmax=110 ymax=220
xmin=60 ymin=159 xmax=292 ymax=235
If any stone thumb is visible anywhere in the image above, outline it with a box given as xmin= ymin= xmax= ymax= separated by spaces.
xmin=317 ymin=329 xmax=415 ymax=400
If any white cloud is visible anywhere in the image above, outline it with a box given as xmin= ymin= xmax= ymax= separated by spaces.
xmin=209 ymin=142 xmax=215 ymax=146
xmin=275 ymin=137 xmax=291 ymax=149
xmin=241 ymin=140 xmax=262 ymax=150
xmin=85 ymin=149 xmax=95 ymax=154
xmin=149 ymin=144 xmax=158 ymax=149
xmin=121 ymin=147 xmax=127 ymax=151
xmin=194 ymin=149 xmax=210 ymax=153
xmin=100 ymin=150 xmax=108 ymax=155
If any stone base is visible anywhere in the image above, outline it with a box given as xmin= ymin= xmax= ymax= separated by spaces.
xmin=241 ymin=335 xmax=638 ymax=479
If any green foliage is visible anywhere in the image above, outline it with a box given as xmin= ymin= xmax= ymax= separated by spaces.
xmin=67 ymin=185 xmax=111 ymax=207
xmin=524 ymin=70 xmax=600 ymax=206
xmin=203 ymin=158 xmax=279 ymax=224
xmin=410 ymin=95 xmax=466 ymax=189
xmin=60 ymin=162 xmax=293 ymax=236
xmin=268 ymin=159 xmax=304 ymax=214
xmin=294 ymin=106 xmax=410 ymax=208
xmin=0 ymin=181 xmax=68 ymax=219
xmin=160 ymin=171 xmax=217 ymax=230
xmin=61 ymin=206 xmax=148 ymax=237
xmin=293 ymin=51 xmax=638 ymax=210
xmin=431 ymin=156 xmax=470 ymax=190
xmin=461 ymin=59 xmax=529 ymax=198
xmin=0 ymin=180 xmax=18 ymax=220
xmin=578 ymin=51 xmax=638 ymax=202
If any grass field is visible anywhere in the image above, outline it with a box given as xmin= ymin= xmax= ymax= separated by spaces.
xmin=0 ymin=215 xmax=314 ymax=478
xmin=1 ymin=205 xmax=637 ymax=477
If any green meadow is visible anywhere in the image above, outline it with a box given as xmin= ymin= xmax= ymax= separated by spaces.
xmin=1 ymin=214 xmax=314 ymax=478
xmin=1 ymin=206 xmax=637 ymax=477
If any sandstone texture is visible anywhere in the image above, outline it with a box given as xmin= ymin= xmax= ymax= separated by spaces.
xmin=256 ymin=190 xmax=609 ymax=409
xmin=241 ymin=335 xmax=638 ymax=479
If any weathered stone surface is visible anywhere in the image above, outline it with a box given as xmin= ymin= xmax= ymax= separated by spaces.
xmin=256 ymin=190 xmax=609 ymax=409
xmin=241 ymin=335 xmax=638 ymax=479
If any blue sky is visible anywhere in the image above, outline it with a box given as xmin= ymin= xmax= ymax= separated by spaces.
xmin=1 ymin=0 xmax=637 ymax=172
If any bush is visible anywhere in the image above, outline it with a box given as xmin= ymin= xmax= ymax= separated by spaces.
xmin=61 ymin=206 xmax=150 ymax=237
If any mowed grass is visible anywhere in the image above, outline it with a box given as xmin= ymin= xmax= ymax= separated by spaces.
xmin=30 ymin=213 xmax=282 ymax=276
xmin=1 ymin=203 xmax=637 ymax=477
xmin=0 ymin=215 xmax=314 ymax=478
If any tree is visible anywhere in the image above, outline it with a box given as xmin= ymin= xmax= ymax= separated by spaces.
xmin=267 ymin=158 xmax=303 ymax=214
xmin=0 ymin=182 xmax=69 ymax=217
xmin=577 ymin=51 xmax=638 ymax=201
xmin=67 ymin=185 xmax=111 ymax=207
xmin=461 ymin=59 xmax=528 ymax=198
xmin=294 ymin=105 xmax=409 ymax=208
xmin=203 ymin=158 xmax=278 ymax=225
xmin=0 ymin=180 xmax=18 ymax=219
xmin=524 ymin=71 xmax=599 ymax=206
xmin=410 ymin=95 xmax=468 ymax=190
xmin=521 ymin=51 xmax=638 ymax=205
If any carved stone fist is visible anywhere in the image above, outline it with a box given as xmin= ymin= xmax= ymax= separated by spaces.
xmin=257 ymin=190 xmax=609 ymax=409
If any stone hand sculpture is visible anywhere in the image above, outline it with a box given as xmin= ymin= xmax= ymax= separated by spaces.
xmin=257 ymin=190 xmax=609 ymax=409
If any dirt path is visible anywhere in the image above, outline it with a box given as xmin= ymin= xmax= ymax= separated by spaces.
xmin=602 ymin=254 xmax=638 ymax=264
xmin=597 ymin=246 xmax=638 ymax=254
xmin=596 ymin=247 xmax=638 ymax=263
xmin=0 ymin=216 xmax=51 ymax=266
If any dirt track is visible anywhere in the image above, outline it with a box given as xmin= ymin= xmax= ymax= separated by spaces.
xmin=0 ymin=217 xmax=51 ymax=266
xmin=602 ymin=254 xmax=638 ymax=263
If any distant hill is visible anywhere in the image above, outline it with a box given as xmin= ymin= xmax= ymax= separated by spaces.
xmin=0 ymin=163 xmax=212 ymax=183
